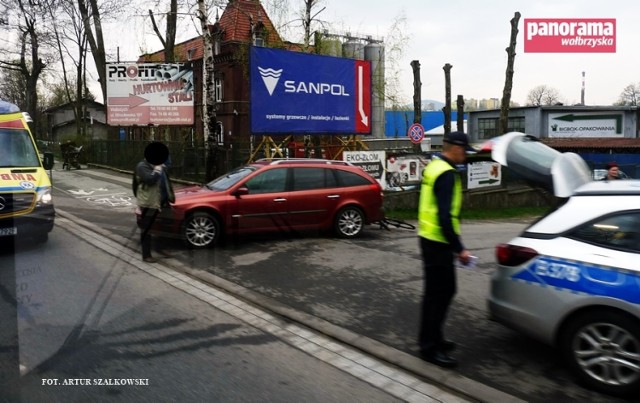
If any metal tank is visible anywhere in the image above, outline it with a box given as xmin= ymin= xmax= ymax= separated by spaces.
xmin=321 ymin=38 xmax=342 ymax=57
xmin=342 ymin=39 xmax=364 ymax=60
xmin=364 ymin=42 xmax=385 ymax=138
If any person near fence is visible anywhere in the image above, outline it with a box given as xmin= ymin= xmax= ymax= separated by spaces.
xmin=601 ymin=161 xmax=622 ymax=181
xmin=135 ymin=142 xmax=171 ymax=263
xmin=417 ymin=131 xmax=476 ymax=368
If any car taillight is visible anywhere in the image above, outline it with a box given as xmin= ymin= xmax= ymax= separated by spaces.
xmin=496 ymin=243 xmax=538 ymax=267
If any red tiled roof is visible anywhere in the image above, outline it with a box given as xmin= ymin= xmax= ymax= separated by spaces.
xmin=541 ymin=138 xmax=640 ymax=149
xmin=138 ymin=0 xmax=283 ymax=63
xmin=219 ymin=0 xmax=282 ymax=44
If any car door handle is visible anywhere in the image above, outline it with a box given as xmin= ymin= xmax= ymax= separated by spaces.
xmin=327 ymin=195 xmax=340 ymax=199
xmin=273 ymin=198 xmax=287 ymax=202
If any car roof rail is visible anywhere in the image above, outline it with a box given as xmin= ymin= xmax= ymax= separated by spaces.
xmin=255 ymin=158 xmax=353 ymax=166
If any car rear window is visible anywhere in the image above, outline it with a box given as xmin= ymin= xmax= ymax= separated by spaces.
xmin=334 ymin=169 xmax=371 ymax=187
xmin=292 ymin=167 xmax=337 ymax=191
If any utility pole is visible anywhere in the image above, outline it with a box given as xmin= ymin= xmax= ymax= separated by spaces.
xmin=581 ymin=71 xmax=586 ymax=105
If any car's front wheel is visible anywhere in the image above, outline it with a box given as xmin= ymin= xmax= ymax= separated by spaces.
xmin=183 ymin=212 xmax=220 ymax=249
xmin=334 ymin=206 xmax=364 ymax=238
xmin=560 ymin=310 xmax=640 ymax=396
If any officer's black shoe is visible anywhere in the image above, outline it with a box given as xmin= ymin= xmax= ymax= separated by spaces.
xmin=440 ymin=340 xmax=456 ymax=351
xmin=420 ymin=349 xmax=458 ymax=368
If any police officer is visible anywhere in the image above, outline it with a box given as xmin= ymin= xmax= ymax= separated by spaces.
xmin=417 ymin=131 xmax=475 ymax=368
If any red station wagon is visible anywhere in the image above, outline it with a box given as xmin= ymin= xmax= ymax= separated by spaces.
xmin=154 ymin=159 xmax=385 ymax=248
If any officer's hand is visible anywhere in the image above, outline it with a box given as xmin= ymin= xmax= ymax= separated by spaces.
xmin=153 ymin=165 xmax=163 ymax=174
xmin=458 ymin=249 xmax=471 ymax=265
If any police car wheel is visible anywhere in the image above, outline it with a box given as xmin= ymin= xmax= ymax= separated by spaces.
xmin=183 ymin=212 xmax=219 ymax=249
xmin=334 ymin=206 xmax=364 ymax=238
xmin=561 ymin=310 xmax=640 ymax=396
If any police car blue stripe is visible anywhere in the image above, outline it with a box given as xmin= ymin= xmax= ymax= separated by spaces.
xmin=512 ymin=256 xmax=640 ymax=304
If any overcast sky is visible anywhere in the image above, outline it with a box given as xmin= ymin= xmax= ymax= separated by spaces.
xmin=104 ymin=0 xmax=638 ymax=107
xmin=318 ymin=0 xmax=637 ymax=106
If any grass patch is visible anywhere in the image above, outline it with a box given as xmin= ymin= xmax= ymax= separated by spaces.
xmin=385 ymin=206 xmax=549 ymax=221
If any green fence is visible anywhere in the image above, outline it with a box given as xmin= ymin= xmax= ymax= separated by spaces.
xmin=83 ymin=140 xmax=256 ymax=183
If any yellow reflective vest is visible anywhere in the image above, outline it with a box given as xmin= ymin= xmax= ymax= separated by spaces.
xmin=418 ymin=158 xmax=462 ymax=243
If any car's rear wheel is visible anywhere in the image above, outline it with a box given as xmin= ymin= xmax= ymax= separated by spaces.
xmin=560 ymin=310 xmax=640 ymax=396
xmin=334 ymin=206 xmax=364 ymax=238
xmin=183 ymin=212 xmax=220 ymax=249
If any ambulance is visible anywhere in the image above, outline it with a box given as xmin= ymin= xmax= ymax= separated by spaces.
xmin=0 ymin=100 xmax=55 ymax=243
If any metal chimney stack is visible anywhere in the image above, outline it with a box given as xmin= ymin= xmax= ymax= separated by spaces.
xmin=581 ymin=71 xmax=585 ymax=105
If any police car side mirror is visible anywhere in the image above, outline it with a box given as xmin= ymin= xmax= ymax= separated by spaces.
xmin=43 ymin=152 xmax=54 ymax=170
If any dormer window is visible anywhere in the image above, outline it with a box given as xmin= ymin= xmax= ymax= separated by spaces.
xmin=252 ymin=22 xmax=266 ymax=47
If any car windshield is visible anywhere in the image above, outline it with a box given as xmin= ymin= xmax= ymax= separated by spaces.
xmin=205 ymin=166 xmax=257 ymax=190
xmin=0 ymin=128 xmax=41 ymax=168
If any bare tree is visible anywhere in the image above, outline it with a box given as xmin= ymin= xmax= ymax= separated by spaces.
xmin=197 ymin=0 xmax=218 ymax=180
xmin=384 ymin=12 xmax=409 ymax=108
xmin=0 ymin=0 xmax=56 ymax=127
xmin=526 ymin=84 xmax=562 ymax=106
xmin=46 ymin=0 xmax=93 ymax=137
xmin=273 ymin=0 xmax=326 ymax=48
xmin=0 ymin=67 xmax=28 ymax=108
xmin=301 ymin=0 xmax=326 ymax=47
xmin=615 ymin=83 xmax=640 ymax=106
xmin=77 ymin=0 xmax=121 ymax=103
xmin=264 ymin=0 xmax=291 ymax=39
xmin=499 ymin=12 xmax=520 ymax=135
xmin=148 ymin=0 xmax=178 ymax=62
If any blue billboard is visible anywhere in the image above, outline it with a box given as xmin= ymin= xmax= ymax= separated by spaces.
xmin=250 ymin=47 xmax=371 ymax=135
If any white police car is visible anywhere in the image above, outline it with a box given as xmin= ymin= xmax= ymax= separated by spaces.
xmin=487 ymin=132 xmax=640 ymax=397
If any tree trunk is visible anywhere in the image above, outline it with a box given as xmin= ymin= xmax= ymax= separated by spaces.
xmin=456 ymin=95 xmax=465 ymax=132
xmin=443 ymin=63 xmax=453 ymax=135
xmin=411 ymin=60 xmax=421 ymax=124
xmin=197 ymin=0 xmax=217 ymax=181
xmin=499 ymin=12 xmax=521 ymax=135
xmin=78 ymin=0 xmax=107 ymax=104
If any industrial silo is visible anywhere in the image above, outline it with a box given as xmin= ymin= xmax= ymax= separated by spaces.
xmin=342 ymin=39 xmax=364 ymax=60
xmin=320 ymin=38 xmax=342 ymax=57
xmin=364 ymin=42 xmax=385 ymax=138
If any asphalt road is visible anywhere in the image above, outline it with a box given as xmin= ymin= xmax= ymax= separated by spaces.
xmin=2 ymin=210 xmax=438 ymax=402
xmin=49 ymin=165 xmax=634 ymax=402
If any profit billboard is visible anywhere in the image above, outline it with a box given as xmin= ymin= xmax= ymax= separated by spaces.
xmin=250 ymin=47 xmax=371 ymax=135
xmin=106 ymin=63 xmax=194 ymax=126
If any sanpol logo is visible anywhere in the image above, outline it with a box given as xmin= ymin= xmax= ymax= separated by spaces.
xmin=258 ymin=67 xmax=282 ymax=96
xmin=258 ymin=66 xmax=350 ymax=97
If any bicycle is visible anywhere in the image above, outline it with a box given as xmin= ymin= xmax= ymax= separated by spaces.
xmin=377 ymin=218 xmax=416 ymax=231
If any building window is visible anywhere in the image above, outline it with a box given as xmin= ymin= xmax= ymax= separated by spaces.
xmin=478 ymin=116 xmax=525 ymax=139
xmin=214 ymin=36 xmax=221 ymax=55
xmin=478 ymin=118 xmax=498 ymax=139
xmin=252 ymin=22 xmax=267 ymax=47
xmin=215 ymin=77 xmax=223 ymax=102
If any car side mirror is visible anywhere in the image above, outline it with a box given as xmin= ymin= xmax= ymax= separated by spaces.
xmin=234 ymin=187 xmax=249 ymax=197
xmin=43 ymin=152 xmax=54 ymax=170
